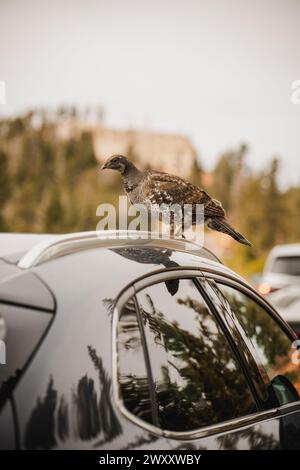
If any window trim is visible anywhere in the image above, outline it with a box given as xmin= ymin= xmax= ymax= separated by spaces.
xmin=199 ymin=270 xmax=297 ymax=342
xmin=133 ymin=293 xmax=159 ymax=426
xmin=112 ymin=285 xmax=164 ymax=438
xmin=193 ymin=276 xmax=266 ymax=410
xmin=205 ymin=273 xmax=300 ymax=416
xmin=112 ymin=269 xmax=281 ymax=440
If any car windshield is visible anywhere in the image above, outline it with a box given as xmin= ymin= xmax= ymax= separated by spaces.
xmin=271 ymin=256 xmax=300 ymax=276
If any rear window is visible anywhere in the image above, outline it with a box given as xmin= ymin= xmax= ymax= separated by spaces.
xmin=271 ymin=256 xmax=300 ymax=276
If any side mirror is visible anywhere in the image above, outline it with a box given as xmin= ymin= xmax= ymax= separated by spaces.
xmin=271 ymin=374 xmax=300 ymax=406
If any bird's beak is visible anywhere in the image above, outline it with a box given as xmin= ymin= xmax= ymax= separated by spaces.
xmin=100 ymin=162 xmax=108 ymax=170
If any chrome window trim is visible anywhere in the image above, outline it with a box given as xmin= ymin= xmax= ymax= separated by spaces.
xmin=206 ymin=273 xmax=300 ymax=411
xmin=112 ymin=269 xmax=283 ymax=441
xmin=112 ymin=285 xmax=164 ymax=438
xmin=194 ymin=276 xmax=269 ymax=408
xmin=202 ymin=271 xmax=297 ymax=341
xmin=277 ymin=401 xmax=300 ymax=414
xmin=161 ymin=409 xmax=278 ymax=440
xmin=133 ymin=294 xmax=160 ymax=426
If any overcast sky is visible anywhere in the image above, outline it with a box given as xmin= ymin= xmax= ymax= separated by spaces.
xmin=1 ymin=0 xmax=300 ymax=185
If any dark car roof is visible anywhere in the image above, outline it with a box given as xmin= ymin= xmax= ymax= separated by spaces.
xmin=18 ymin=230 xmax=241 ymax=291
xmin=0 ymin=231 xmax=245 ymax=309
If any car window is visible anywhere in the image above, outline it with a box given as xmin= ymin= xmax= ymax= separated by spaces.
xmin=118 ymin=278 xmax=258 ymax=433
xmin=118 ymin=297 xmax=154 ymax=425
xmin=271 ymin=256 xmax=300 ymax=276
xmin=217 ymin=284 xmax=300 ymax=406
xmin=0 ymin=305 xmax=53 ymax=407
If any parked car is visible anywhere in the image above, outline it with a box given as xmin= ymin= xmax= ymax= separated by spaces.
xmin=267 ymin=285 xmax=300 ymax=336
xmin=0 ymin=231 xmax=300 ymax=450
xmin=258 ymin=244 xmax=300 ymax=295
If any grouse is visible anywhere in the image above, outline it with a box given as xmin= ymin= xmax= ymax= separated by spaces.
xmin=101 ymin=155 xmax=252 ymax=246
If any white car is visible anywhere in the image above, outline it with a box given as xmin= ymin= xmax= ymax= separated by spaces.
xmin=267 ymin=285 xmax=300 ymax=335
xmin=258 ymin=244 xmax=300 ymax=295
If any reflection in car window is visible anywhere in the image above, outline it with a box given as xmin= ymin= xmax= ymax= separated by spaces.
xmin=217 ymin=284 xmax=300 ymax=405
xmin=118 ymin=298 xmax=153 ymax=424
xmin=0 ymin=305 xmax=52 ymax=406
xmin=119 ymin=279 xmax=258 ymax=432
xmin=271 ymin=256 xmax=300 ymax=276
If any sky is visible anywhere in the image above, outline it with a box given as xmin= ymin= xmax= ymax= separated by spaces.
xmin=0 ymin=0 xmax=300 ymax=185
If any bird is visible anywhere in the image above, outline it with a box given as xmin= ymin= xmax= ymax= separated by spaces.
xmin=101 ymin=155 xmax=252 ymax=246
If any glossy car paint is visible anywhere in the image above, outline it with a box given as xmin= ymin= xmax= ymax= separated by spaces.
xmin=0 ymin=235 xmax=299 ymax=450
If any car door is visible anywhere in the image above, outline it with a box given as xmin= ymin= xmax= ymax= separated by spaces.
xmin=198 ymin=273 xmax=300 ymax=450
xmin=115 ymin=269 xmax=281 ymax=450
xmin=0 ymin=400 xmax=16 ymax=449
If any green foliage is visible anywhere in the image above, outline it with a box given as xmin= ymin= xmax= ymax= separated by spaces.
xmin=63 ymin=132 xmax=95 ymax=175
xmin=0 ymin=110 xmax=114 ymax=234
xmin=211 ymin=143 xmax=247 ymax=212
xmin=0 ymin=150 xmax=11 ymax=203
xmin=44 ymin=187 xmax=64 ymax=233
xmin=0 ymin=150 xmax=11 ymax=230
xmin=211 ymin=147 xmax=300 ymax=278
xmin=0 ymin=109 xmax=299 ymax=281
xmin=189 ymin=157 xmax=202 ymax=186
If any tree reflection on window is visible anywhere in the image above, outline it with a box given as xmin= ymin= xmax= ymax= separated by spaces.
xmin=217 ymin=284 xmax=300 ymax=403
xmin=118 ymin=298 xmax=153 ymax=424
xmin=119 ymin=279 xmax=258 ymax=432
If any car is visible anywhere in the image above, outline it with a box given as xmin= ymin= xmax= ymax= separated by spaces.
xmin=0 ymin=230 xmax=300 ymax=450
xmin=258 ymin=244 xmax=300 ymax=295
xmin=267 ymin=285 xmax=300 ymax=336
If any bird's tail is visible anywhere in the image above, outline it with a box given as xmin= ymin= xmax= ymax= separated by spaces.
xmin=207 ymin=218 xmax=252 ymax=247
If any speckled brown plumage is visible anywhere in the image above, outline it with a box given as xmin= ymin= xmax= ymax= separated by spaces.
xmin=101 ymin=155 xmax=252 ymax=246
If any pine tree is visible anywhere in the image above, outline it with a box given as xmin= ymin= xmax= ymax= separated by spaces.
xmin=0 ymin=150 xmax=11 ymax=230
xmin=44 ymin=188 xmax=64 ymax=233
xmin=212 ymin=144 xmax=247 ymax=212
xmin=261 ymin=158 xmax=281 ymax=249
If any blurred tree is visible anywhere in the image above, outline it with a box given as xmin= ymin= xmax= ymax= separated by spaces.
xmin=211 ymin=143 xmax=248 ymax=212
xmin=226 ymin=158 xmax=285 ymax=276
xmin=189 ymin=157 xmax=202 ymax=186
xmin=9 ymin=181 xmax=41 ymax=232
xmin=0 ymin=150 xmax=11 ymax=230
xmin=126 ymin=144 xmax=139 ymax=165
xmin=277 ymin=186 xmax=300 ymax=244
xmin=44 ymin=187 xmax=64 ymax=233
xmin=1 ymin=108 xmax=300 ymax=280
xmin=63 ymin=132 xmax=95 ymax=177
xmin=260 ymin=158 xmax=281 ymax=249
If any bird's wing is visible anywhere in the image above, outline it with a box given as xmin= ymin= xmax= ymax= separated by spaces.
xmin=142 ymin=170 xmax=203 ymax=204
xmin=141 ymin=171 xmax=225 ymax=218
